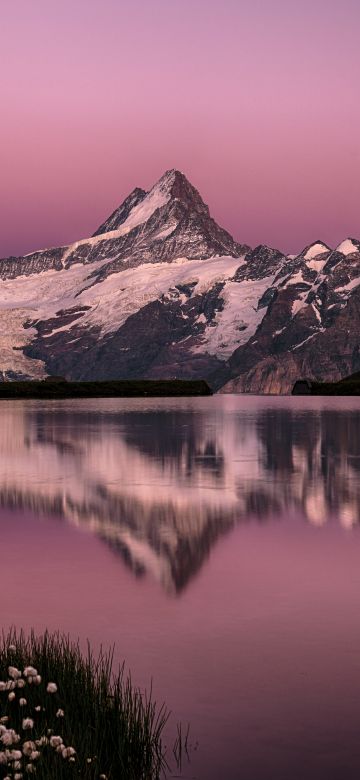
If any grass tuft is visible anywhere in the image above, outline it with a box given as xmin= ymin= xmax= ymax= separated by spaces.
xmin=0 ymin=628 xmax=170 ymax=779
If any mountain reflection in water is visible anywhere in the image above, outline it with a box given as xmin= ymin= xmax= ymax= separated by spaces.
xmin=0 ymin=397 xmax=359 ymax=594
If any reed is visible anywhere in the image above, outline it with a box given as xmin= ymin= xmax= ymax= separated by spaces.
xmin=0 ymin=629 xmax=169 ymax=779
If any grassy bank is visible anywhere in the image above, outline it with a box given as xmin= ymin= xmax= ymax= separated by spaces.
xmin=0 ymin=379 xmax=212 ymax=400
xmin=0 ymin=630 xmax=169 ymax=779
xmin=311 ymin=375 xmax=360 ymax=394
xmin=292 ymin=371 xmax=360 ymax=395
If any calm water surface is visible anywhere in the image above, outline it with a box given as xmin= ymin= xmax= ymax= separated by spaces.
xmin=1 ymin=395 xmax=360 ymax=779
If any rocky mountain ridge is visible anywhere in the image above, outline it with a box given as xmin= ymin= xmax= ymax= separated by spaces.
xmin=0 ymin=169 xmax=359 ymax=392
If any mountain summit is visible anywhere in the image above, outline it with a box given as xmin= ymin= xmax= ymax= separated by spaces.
xmin=93 ymin=170 xmax=212 ymax=238
xmin=0 ymin=170 xmax=360 ymax=392
xmin=90 ymin=169 xmax=245 ymax=268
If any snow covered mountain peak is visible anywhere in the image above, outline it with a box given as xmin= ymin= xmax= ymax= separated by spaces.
xmin=92 ymin=169 xmax=210 ymax=241
xmin=335 ymin=238 xmax=360 ymax=256
xmin=153 ymin=167 xmax=183 ymax=191
xmin=75 ymin=170 xmax=245 ymax=279
xmin=141 ymin=168 xmax=212 ymax=222
xmin=301 ymin=241 xmax=330 ymax=260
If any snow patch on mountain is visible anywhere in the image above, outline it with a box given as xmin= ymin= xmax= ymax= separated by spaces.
xmin=293 ymin=332 xmax=319 ymax=350
xmin=306 ymin=257 xmax=328 ymax=272
xmin=154 ymin=224 xmax=176 ymax=240
xmin=0 ymin=309 xmax=46 ymax=378
xmin=193 ymin=275 xmax=275 ymax=359
xmin=58 ymin=176 xmax=176 ymax=264
xmin=312 ymin=303 xmax=322 ymax=322
xmin=82 ymin=254 xmax=244 ymax=335
xmin=303 ymin=242 xmax=329 ymax=260
xmin=336 ymin=239 xmax=359 ymax=256
xmin=0 ymin=259 xmax=109 ymax=373
xmin=59 ymin=187 xmax=170 ymax=264
xmin=0 ymin=254 xmax=245 ymax=370
xmin=285 ymin=271 xmax=306 ymax=287
xmin=292 ymin=297 xmax=307 ymax=316
xmin=108 ymin=180 xmax=170 ymax=237
xmin=335 ymin=277 xmax=360 ymax=294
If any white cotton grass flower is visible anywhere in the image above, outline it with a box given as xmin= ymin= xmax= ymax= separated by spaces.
xmin=23 ymin=668 xmax=38 ymax=679
xmin=10 ymin=751 xmax=23 ymax=761
xmin=56 ymin=709 xmax=64 ymax=718
xmin=23 ymin=742 xmax=36 ymax=757
xmin=22 ymin=719 xmax=34 ymax=731
xmin=0 ymin=717 xmax=9 ymax=724
xmin=34 ymin=706 xmax=41 ymax=712
xmin=33 ymin=675 xmax=41 ymax=686
xmin=1 ymin=729 xmax=20 ymax=746
xmin=8 ymin=644 xmax=16 ymax=652
xmin=19 ymin=698 xmax=27 ymax=707
xmin=5 ymin=681 xmax=16 ymax=691
xmin=16 ymin=679 xmax=25 ymax=689
xmin=8 ymin=692 xmax=16 ymax=702
xmin=61 ymin=746 xmax=76 ymax=758
xmin=46 ymin=682 xmax=57 ymax=694
xmin=0 ymin=751 xmax=7 ymax=763
xmin=8 ymin=667 xmax=22 ymax=680
xmin=49 ymin=735 xmax=62 ymax=748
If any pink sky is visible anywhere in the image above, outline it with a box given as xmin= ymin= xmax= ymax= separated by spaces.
xmin=1 ymin=0 xmax=359 ymax=257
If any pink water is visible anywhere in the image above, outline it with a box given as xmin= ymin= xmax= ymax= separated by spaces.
xmin=1 ymin=396 xmax=360 ymax=779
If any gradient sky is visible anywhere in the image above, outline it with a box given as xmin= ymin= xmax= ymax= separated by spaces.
xmin=1 ymin=0 xmax=359 ymax=257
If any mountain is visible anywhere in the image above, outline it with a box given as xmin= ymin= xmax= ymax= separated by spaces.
xmin=223 ymin=237 xmax=360 ymax=393
xmin=0 ymin=169 xmax=360 ymax=392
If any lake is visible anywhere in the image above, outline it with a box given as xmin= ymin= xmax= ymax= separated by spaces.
xmin=1 ymin=395 xmax=360 ymax=779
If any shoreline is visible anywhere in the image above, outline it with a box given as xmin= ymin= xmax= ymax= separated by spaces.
xmin=0 ymin=379 xmax=212 ymax=400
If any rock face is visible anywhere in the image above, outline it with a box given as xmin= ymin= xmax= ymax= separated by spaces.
xmin=0 ymin=168 xmax=360 ymax=392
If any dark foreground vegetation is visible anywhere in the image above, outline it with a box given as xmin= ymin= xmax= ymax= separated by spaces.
xmin=0 ymin=630 xmax=170 ymax=779
xmin=0 ymin=379 xmax=212 ymax=400
xmin=292 ymin=371 xmax=360 ymax=395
